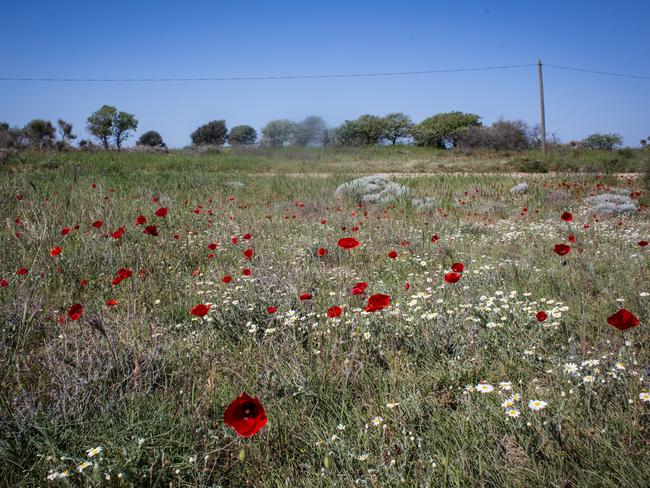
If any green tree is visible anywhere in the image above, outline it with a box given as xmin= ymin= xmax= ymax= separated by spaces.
xmin=56 ymin=119 xmax=76 ymax=149
xmin=137 ymin=130 xmax=165 ymax=147
xmin=335 ymin=115 xmax=387 ymax=146
xmin=191 ymin=120 xmax=228 ymax=146
xmin=294 ymin=116 xmax=327 ymax=146
xmin=581 ymin=133 xmax=623 ymax=150
xmin=261 ymin=119 xmax=297 ymax=147
xmin=24 ymin=119 xmax=56 ymax=150
xmin=228 ymin=125 xmax=257 ymax=146
xmin=382 ymin=112 xmax=413 ymax=144
xmin=86 ymin=105 xmax=138 ymax=150
xmin=412 ymin=111 xmax=481 ymax=148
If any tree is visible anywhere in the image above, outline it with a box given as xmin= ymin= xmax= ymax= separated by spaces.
xmin=228 ymin=125 xmax=257 ymax=146
xmin=56 ymin=119 xmax=76 ymax=149
xmin=581 ymin=133 xmax=623 ymax=150
xmin=24 ymin=119 xmax=56 ymax=150
xmin=412 ymin=111 xmax=481 ymax=148
xmin=191 ymin=120 xmax=228 ymax=146
xmin=261 ymin=119 xmax=297 ymax=147
xmin=0 ymin=123 xmax=27 ymax=149
xmin=455 ymin=120 xmax=531 ymax=151
xmin=382 ymin=112 xmax=413 ymax=144
xmin=294 ymin=116 xmax=327 ymax=146
xmin=335 ymin=115 xmax=387 ymax=146
xmin=86 ymin=105 xmax=138 ymax=150
xmin=137 ymin=130 xmax=165 ymax=147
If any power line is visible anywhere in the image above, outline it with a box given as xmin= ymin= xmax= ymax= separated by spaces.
xmin=0 ymin=64 xmax=536 ymax=82
xmin=545 ymin=64 xmax=650 ymax=80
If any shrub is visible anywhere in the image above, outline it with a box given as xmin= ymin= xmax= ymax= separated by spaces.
xmin=334 ymin=115 xmax=386 ymax=146
xmin=581 ymin=133 xmax=623 ymax=150
xmin=456 ymin=119 xmax=531 ymax=151
xmin=294 ymin=116 xmax=327 ymax=147
xmin=137 ymin=130 xmax=165 ymax=147
xmin=261 ymin=120 xmax=296 ymax=147
xmin=191 ymin=120 xmax=228 ymax=146
xmin=228 ymin=125 xmax=257 ymax=146
xmin=24 ymin=119 xmax=56 ymax=150
xmin=412 ymin=111 xmax=481 ymax=148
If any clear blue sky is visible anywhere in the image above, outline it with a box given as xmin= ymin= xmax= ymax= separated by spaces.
xmin=2 ymin=0 xmax=649 ymax=147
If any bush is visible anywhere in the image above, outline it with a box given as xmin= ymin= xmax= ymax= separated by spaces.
xmin=261 ymin=120 xmax=297 ymax=147
xmin=137 ymin=130 xmax=165 ymax=147
xmin=24 ymin=119 xmax=56 ymax=150
xmin=334 ymin=115 xmax=386 ymax=146
xmin=228 ymin=125 xmax=257 ymax=146
xmin=412 ymin=111 xmax=481 ymax=148
xmin=456 ymin=119 xmax=531 ymax=151
xmin=581 ymin=133 xmax=623 ymax=150
xmin=191 ymin=120 xmax=228 ymax=146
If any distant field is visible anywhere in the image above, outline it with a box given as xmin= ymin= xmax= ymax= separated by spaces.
xmin=1 ymin=150 xmax=649 ymax=486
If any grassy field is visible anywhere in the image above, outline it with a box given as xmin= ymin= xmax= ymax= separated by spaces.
xmin=1 ymin=149 xmax=649 ymax=487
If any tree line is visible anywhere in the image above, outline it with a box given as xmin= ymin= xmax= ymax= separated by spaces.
xmin=1 ymin=105 xmax=635 ymax=152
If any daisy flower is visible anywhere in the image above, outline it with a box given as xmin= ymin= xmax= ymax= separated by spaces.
xmin=528 ymin=400 xmax=548 ymax=411
xmin=476 ymin=383 xmax=494 ymax=393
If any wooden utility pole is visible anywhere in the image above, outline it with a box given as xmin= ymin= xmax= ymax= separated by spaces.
xmin=537 ymin=58 xmax=547 ymax=154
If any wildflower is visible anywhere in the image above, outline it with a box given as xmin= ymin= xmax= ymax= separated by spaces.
xmin=223 ymin=392 xmax=268 ymax=437
xmin=338 ymin=237 xmax=360 ymax=249
xmin=364 ymin=294 xmax=390 ymax=312
xmin=190 ymin=303 xmax=211 ymax=317
xmin=499 ymin=381 xmax=513 ymax=391
xmin=639 ymin=392 xmax=650 ymax=402
xmin=553 ymin=244 xmax=571 ymax=256
xmin=371 ymin=416 xmax=383 ymax=426
xmin=528 ymin=400 xmax=548 ymax=411
xmin=386 ymin=402 xmax=399 ymax=409
xmin=77 ymin=461 xmax=92 ymax=472
xmin=564 ymin=363 xmax=579 ymax=374
xmin=505 ymin=408 xmax=521 ymax=418
xmin=86 ymin=446 xmax=102 ymax=457
xmin=476 ymin=383 xmax=494 ymax=393
xmin=607 ymin=309 xmax=640 ymax=331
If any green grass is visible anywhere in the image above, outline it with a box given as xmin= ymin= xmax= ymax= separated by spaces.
xmin=1 ymin=151 xmax=649 ymax=486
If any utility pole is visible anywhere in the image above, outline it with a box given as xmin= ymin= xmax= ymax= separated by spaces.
xmin=537 ymin=58 xmax=547 ymax=154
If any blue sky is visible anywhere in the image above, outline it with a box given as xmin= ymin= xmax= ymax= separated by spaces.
xmin=1 ymin=0 xmax=649 ymax=147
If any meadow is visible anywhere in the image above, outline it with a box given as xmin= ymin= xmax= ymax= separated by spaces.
xmin=1 ymin=148 xmax=649 ymax=487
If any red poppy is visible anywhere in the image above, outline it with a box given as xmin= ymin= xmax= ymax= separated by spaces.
xmin=222 ymin=275 xmax=233 ymax=283
xmin=143 ymin=225 xmax=159 ymax=236
xmin=639 ymin=240 xmax=649 ymax=247
xmin=0 ymin=279 xmax=8 ymax=287
xmin=50 ymin=246 xmax=62 ymax=257
xmin=154 ymin=207 xmax=168 ymax=217
xmin=337 ymin=237 xmax=360 ymax=250
xmin=327 ymin=306 xmax=343 ymax=318
xmin=79 ymin=279 xmax=89 ymax=286
xmin=67 ymin=303 xmax=84 ymax=321
xmin=351 ymin=282 xmax=368 ymax=295
xmin=317 ymin=248 xmax=328 ymax=257
xmin=231 ymin=236 xmax=239 ymax=244
xmin=405 ymin=282 xmax=410 ymax=290
xmin=431 ymin=235 xmax=440 ymax=243
xmin=553 ymin=244 xmax=571 ymax=256
xmin=444 ymin=272 xmax=462 ymax=284
xmin=111 ymin=227 xmax=125 ymax=239
xmin=106 ymin=299 xmax=118 ymax=307
xmin=243 ymin=249 xmax=254 ymax=259
xmin=243 ymin=233 xmax=252 ymax=240
xmin=320 ymin=219 xmax=327 ymax=224
xmin=92 ymin=220 xmax=103 ymax=229
xmin=387 ymin=250 xmax=398 ymax=259
xmin=207 ymin=242 xmax=218 ymax=250
xmin=190 ymin=303 xmax=211 ymax=317
xmin=61 ymin=226 xmax=71 ymax=236
xmin=561 ymin=211 xmax=573 ymax=222
xmin=242 ymin=268 xmax=252 ymax=276
xmin=16 ymin=194 xmax=24 ymax=200
xmin=568 ymin=234 xmax=576 ymax=243
xmin=607 ymin=309 xmax=640 ymax=331
xmin=135 ymin=215 xmax=147 ymax=225
xmin=223 ymin=392 xmax=268 ymax=437
xmin=536 ymin=311 xmax=548 ymax=322
xmin=299 ymin=293 xmax=313 ymax=301
xmin=451 ymin=262 xmax=464 ymax=273
xmin=16 ymin=267 xmax=28 ymax=275
xmin=364 ymin=294 xmax=390 ymax=312
xmin=265 ymin=306 xmax=278 ymax=315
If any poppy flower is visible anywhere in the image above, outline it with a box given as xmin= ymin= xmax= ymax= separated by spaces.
xmin=607 ymin=309 xmax=640 ymax=331
xmin=223 ymin=392 xmax=267 ymax=437
xmin=16 ymin=267 xmax=28 ymax=275
xmin=320 ymin=219 xmax=327 ymax=224
xmin=266 ymin=306 xmax=277 ymax=314
xmin=190 ymin=303 xmax=211 ymax=317
xmin=243 ymin=249 xmax=254 ymax=259
xmin=50 ymin=246 xmax=62 ymax=257
xmin=364 ymin=294 xmax=390 ymax=312
xmin=106 ymin=299 xmax=118 ymax=307
xmin=568 ymin=234 xmax=576 ymax=243
xmin=431 ymin=235 xmax=440 ymax=243
xmin=222 ymin=275 xmax=233 ymax=283
xmin=405 ymin=282 xmax=410 ymax=290
xmin=299 ymin=293 xmax=313 ymax=301
xmin=444 ymin=272 xmax=462 ymax=284
xmin=561 ymin=211 xmax=573 ymax=222
xmin=243 ymin=233 xmax=252 ymax=240
xmin=67 ymin=303 xmax=84 ymax=321
xmin=61 ymin=226 xmax=71 ymax=235
xmin=207 ymin=242 xmax=218 ymax=250
xmin=242 ymin=268 xmax=252 ymax=276
xmin=639 ymin=240 xmax=649 ymax=247
xmin=351 ymin=282 xmax=368 ymax=295
xmin=317 ymin=248 xmax=328 ymax=257
xmin=0 ymin=279 xmax=8 ymax=287
xmin=553 ymin=244 xmax=571 ymax=256
xmin=535 ymin=311 xmax=548 ymax=322
xmin=387 ymin=250 xmax=398 ymax=259
xmin=111 ymin=227 xmax=125 ymax=239
xmin=327 ymin=306 xmax=343 ymax=318
xmin=92 ymin=220 xmax=103 ymax=229
xmin=337 ymin=237 xmax=360 ymax=250
xmin=154 ymin=207 xmax=168 ymax=217
xmin=144 ymin=225 xmax=159 ymax=236
xmin=135 ymin=215 xmax=147 ymax=225
xmin=231 ymin=236 xmax=239 ymax=244
xmin=79 ymin=279 xmax=89 ymax=286
xmin=451 ymin=262 xmax=464 ymax=273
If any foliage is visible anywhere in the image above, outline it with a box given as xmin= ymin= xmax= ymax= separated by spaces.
xmin=86 ymin=105 xmax=138 ymax=150
xmin=191 ymin=120 xmax=228 ymax=146
xmin=137 ymin=130 xmax=165 ymax=147
xmin=581 ymin=133 xmax=623 ymax=150
xmin=334 ymin=115 xmax=386 ymax=146
xmin=24 ymin=119 xmax=56 ymax=150
xmin=228 ymin=125 xmax=258 ymax=146
xmin=456 ymin=119 xmax=531 ymax=151
xmin=382 ymin=112 xmax=413 ymax=144
xmin=261 ymin=119 xmax=297 ymax=147
xmin=412 ymin=111 xmax=482 ymax=148
xmin=293 ymin=116 xmax=328 ymax=147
